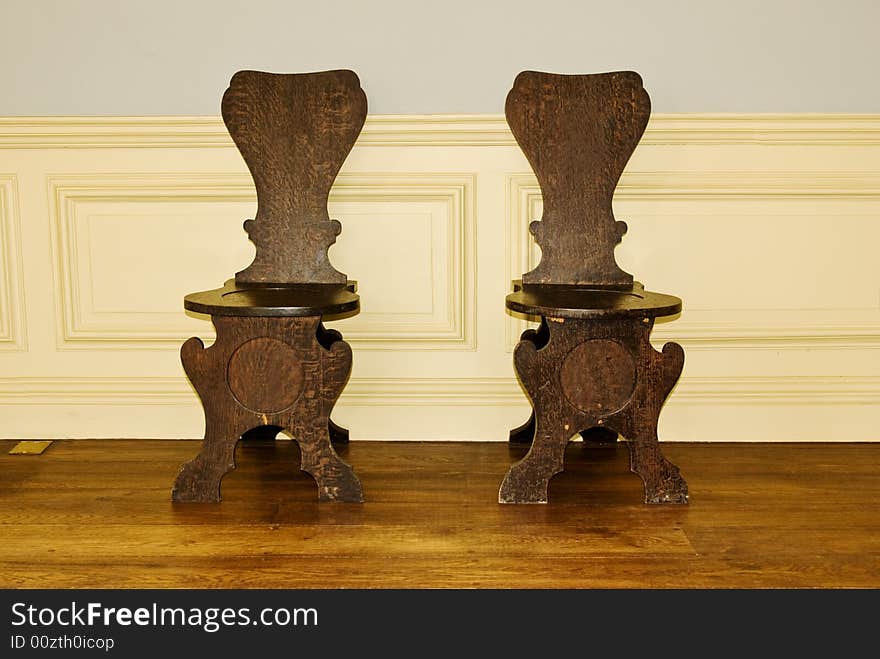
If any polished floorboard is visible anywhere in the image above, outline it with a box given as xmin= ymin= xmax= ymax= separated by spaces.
xmin=1 ymin=439 xmax=877 ymax=588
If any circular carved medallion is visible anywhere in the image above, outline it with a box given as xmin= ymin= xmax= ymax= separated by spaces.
xmin=560 ymin=339 xmax=636 ymax=415
xmin=226 ymin=337 xmax=304 ymax=414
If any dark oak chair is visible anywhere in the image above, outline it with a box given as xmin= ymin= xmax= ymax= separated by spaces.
xmin=172 ymin=70 xmax=365 ymax=503
xmin=499 ymin=71 xmax=689 ymax=505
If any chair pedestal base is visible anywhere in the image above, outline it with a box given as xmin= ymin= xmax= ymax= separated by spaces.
xmin=500 ymin=315 xmax=688 ymax=504
xmin=172 ymin=315 xmax=363 ymax=503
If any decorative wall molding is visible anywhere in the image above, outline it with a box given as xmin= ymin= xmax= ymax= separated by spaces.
xmin=0 ymin=175 xmax=26 ymax=350
xmin=48 ymin=172 xmax=475 ymax=350
xmin=1 ymin=114 xmax=877 ymax=440
xmin=1 ymin=375 xmax=877 ymax=408
xmin=329 ymin=173 xmax=475 ymax=350
xmin=506 ymin=171 xmax=880 ymax=351
xmin=3 ymin=114 xmax=880 ymax=149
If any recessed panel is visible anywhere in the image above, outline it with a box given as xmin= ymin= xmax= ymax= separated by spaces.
xmin=84 ymin=201 xmax=255 ymax=315
xmin=328 ymin=206 xmax=435 ymax=315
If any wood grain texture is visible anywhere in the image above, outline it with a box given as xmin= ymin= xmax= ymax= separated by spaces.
xmin=2 ymin=440 xmax=878 ymax=588
xmin=241 ymin=416 xmax=349 ymax=444
xmin=172 ymin=316 xmax=362 ymax=503
xmin=510 ymin=412 xmax=619 ymax=446
xmin=506 ymin=70 xmax=648 ymax=288
xmin=174 ymin=70 xmax=366 ymax=503
xmin=501 ymin=317 xmax=687 ymax=504
xmin=223 ymin=70 xmax=366 ymax=285
xmin=503 ymin=70 xmax=686 ymax=504
xmin=184 ymin=279 xmax=359 ymax=318
xmin=505 ymin=280 xmax=681 ymax=319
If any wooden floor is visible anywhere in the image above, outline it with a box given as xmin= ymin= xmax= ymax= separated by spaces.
xmin=1 ymin=439 xmax=878 ymax=588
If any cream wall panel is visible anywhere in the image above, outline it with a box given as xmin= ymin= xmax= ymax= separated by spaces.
xmin=48 ymin=173 xmax=474 ymax=350
xmin=0 ymin=115 xmax=878 ymax=441
xmin=507 ymin=173 xmax=880 ymax=351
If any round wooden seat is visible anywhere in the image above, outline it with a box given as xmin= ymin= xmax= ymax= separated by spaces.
xmin=184 ymin=279 xmax=359 ymax=318
xmin=505 ymin=281 xmax=680 ymax=320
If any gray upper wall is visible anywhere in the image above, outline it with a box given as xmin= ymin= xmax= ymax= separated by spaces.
xmin=2 ymin=0 xmax=878 ymax=115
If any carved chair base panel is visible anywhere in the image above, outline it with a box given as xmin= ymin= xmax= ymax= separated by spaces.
xmin=171 ymin=315 xmax=363 ymax=503
xmin=499 ymin=315 xmax=688 ymax=505
xmin=509 ymin=411 xmax=618 ymax=447
xmin=241 ymin=420 xmax=349 ymax=443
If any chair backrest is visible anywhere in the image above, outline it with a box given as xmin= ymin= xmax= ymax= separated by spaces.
xmin=222 ymin=70 xmax=367 ymax=285
xmin=505 ymin=70 xmax=649 ymax=289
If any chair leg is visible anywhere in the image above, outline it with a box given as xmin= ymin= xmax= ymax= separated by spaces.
xmin=172 ymin=332 xmax=252 ymax=503
xmin=499 ymin=411 xmax=570 ymax=503
xmin=172 ymin=418 xmax=246 ymax=503
xmin=625 ymin=339 xmax=688 ymax=503
xmin=509 ymin=316 xmax=552 ymax=447
xmin=286 ymin=321 xmax=362 ymax=501
xmin=628 ymin=429 xmax=688 ymax=504
xmin=291 ymin=417 xmax=363 ymax=502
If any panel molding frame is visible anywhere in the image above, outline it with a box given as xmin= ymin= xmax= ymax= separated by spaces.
xmin=0 ymin=174 xmax=26 ymax=351
xmin=47 ymin=172 xmax=476 ymax=350
xmin=505 ymin=170 xmax=880 ymax=351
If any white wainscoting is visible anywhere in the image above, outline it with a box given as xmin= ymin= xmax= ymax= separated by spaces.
xmin=0 ymin=115 xmax=878 ymax=441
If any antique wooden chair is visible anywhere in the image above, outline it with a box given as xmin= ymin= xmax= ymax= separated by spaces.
xmin=172 ymin=70 xmax=365 ymax=503
xmin=499 ymin=71 xmax=689 ymax=504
